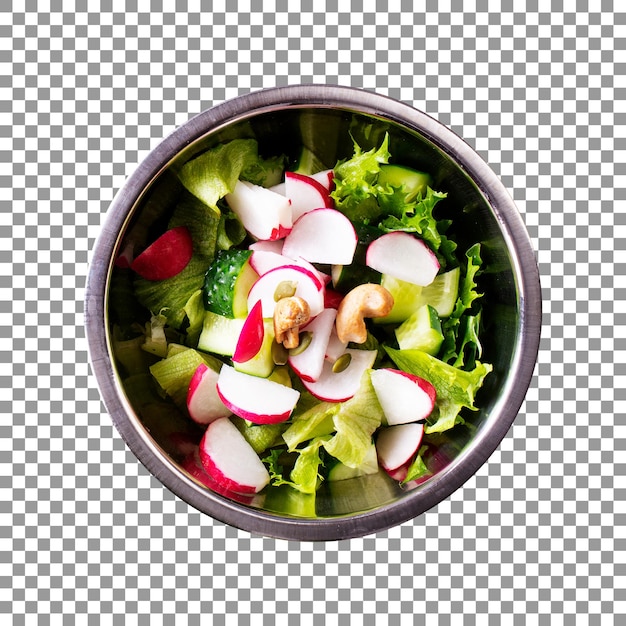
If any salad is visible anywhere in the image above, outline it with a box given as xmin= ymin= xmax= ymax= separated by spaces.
xmin=110 ymin=130 xmax=492 ymax=504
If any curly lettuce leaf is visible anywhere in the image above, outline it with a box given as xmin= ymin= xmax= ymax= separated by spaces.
xmin=330 ymin=133 xmax=390 ymax=223
xmin=440 ymin=243 xmax=484 ymax=366
xmin=378 ymin=187 xmax=457 ymax=267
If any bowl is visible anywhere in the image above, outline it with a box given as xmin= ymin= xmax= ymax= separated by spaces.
xmin=85 ymin=85 xmax=541 ymax=541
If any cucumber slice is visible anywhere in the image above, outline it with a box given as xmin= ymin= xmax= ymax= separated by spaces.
xmin=378 ymin=164 xmax=432 ymax=201
xmin=420 ymin=266 xmax=460 ymax=318
xmin=234 ymin=321 xmax=276 ymax=379
xmin=331 ymin=263 xmax=381 ymax=292
xmin=376 ymin=267 xmax=460 ymax=324
xmin=327 ymin=443 xmax=379 ymax=482
xmin=202 ymin=249 xmax=258 ymax=318
xmin=375 ymin=274 xmax=424 ymax=324
xmin=197 ymin=311 xmax=244 ymax=356
xmin=394 ymin=304 xmax=444 ymax=355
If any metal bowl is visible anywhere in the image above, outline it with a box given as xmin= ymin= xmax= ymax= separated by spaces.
xmin=85 ymin=85 xmax=541 ymax=541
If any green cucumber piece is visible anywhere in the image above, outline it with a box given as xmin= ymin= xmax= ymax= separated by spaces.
xmin=233 ymin=321 xmax=276 ymax=379
xmin=376 ymin=267 xmax=460 ymax=325
xmin=197 ymin=311 xmax=244 ymax=356
xmin=420 ymin=266 xmax=460 ymax=318
xmin=331 ymin=263 xmax=381 ymax=292
xmin=394 ymin=304 xmax=444 ymax=355
xmin=202 ymin=249 xmax=258 ymax=318
xmin=327 ymin=443 xmax=379 ymax=482
xmin=378 ymin=164 xmax=432 ymax=201
xmin=375 ymin=274 xmax=424 ymax=324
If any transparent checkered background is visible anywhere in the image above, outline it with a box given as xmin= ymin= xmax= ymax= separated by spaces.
xmin=2 ymin=1 xmax=624 ymax=623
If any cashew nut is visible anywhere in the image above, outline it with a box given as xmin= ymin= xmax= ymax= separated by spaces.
xmin=335 ymin=283 xmax=394 ymax=344
xmin=273 ymin=296 xmax=311 ymax=350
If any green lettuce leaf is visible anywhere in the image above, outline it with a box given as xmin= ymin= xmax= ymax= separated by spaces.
xmin=378 ymin=187 xmax=456 ymax=267
xmin=182 ymin=289 xmax=205 ymax=348
xmin=403 ymin=445 xmax=432 ymax=483
xmin=322 ymin=370 xmax=383 ymax=468
xmin=423 ymin=398 xmax=465 ymax=434
xmin=263 ymin=437 xmax=329 ymax=494
xmin=133 ymin=255 xmax=208 ymax=330
xmin=177 ymin=139 xmax=284 ymax=211
xmin=282 ymin=400 xmax=338 ymax=451
xmin=330 ymin=133 xmax=390 ymax=223
xmin=440 ymin=243 xmax=484 ymax=366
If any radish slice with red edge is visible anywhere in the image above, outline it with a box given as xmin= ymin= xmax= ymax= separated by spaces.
xmin=198 ymin=417 xmax=270 ymax=494
xmin=130 ymin=226 xmax=193 ymax=281
xmin=376 ymin=422 xmax=424 ymax=471
xmin=366 ymin=231 xmax=440 ymax=287
xmin=282 ymin=208 xmax=358 ymax=266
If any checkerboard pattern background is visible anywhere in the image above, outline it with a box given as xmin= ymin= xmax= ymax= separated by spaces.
xmin=2 ymin=1 xmax=624 ymax=623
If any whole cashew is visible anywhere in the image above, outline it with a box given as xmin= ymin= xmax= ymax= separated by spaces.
xmin=335 ymin=283 xmax=394 ymax=344
xmin=273 ymin=296 xmax=311 ymax=350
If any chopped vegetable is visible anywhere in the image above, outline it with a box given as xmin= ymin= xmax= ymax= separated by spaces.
xmin=117 ymin=131 xmax=493 ymax=511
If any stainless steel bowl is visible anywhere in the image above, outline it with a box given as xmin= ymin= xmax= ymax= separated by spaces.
xmin=85 ymin=85 xmax=541 ymax=541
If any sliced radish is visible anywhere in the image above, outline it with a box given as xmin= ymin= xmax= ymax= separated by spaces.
xmin=285 ymin=171 xmax=333 ymax=221
xmin=282 ymin=208 xmax=358 ymax=265
xmin=249 ymin=250 xmax=291 ymax=276
xmin=302 ymin=348 xmax=377 ymax=402
xmin=309 ymin=169 xmax=335 ymax=191
xmin=370 ymin=368 xmax=436 ymax=426
xmin=186 ymin=363 xmax=232 ymax=425
xmin=247 ymin=264 xmax=325 ymax=318
xmin=216 ymin=364 xmax=300 ymax=424
xmin=182 ymin=448 xmax=263 ymax=505
xmin=376 ymin=423 xmax=424 ymax=471
xmin=225 ymin=180 xmax=292 ymax=241
xmin=232 ymin=300 xmax=264 ymax=364
xmin=325 ymin=326 xmax=348 ymax=362
xmin=366 ymin=231 xmax=440 ymax=287
xmin=289 ymin=308 xmax=337 ymax=383
xmin=199 ymin=417 xmax=270 ymax=494
xmin=130 ymin=226 xmax=193 ymax=281
xmin=249 ymin=250 xmax=330 ymax=285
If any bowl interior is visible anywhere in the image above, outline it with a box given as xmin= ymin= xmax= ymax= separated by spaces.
xmin=98 ymin=99 xmax=534 ymax=536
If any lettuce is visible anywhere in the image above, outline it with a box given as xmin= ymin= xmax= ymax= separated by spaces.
xmin=263 ymin=437 xmax=329 ymax=494
xmin=440 ymin=243 xmax=484 ymax=366
xmin=384 ymin=347 xmax=492 ymax=434
xmin=378 ymin=186 xmax=457 ymax=268
xmin=403 ymin=445 xmax=431 ymax=483
xmin=282 ymin=400 xmax=337 ymax=451
xmin=322 ymin=370 xmax=383 ymax=468
xmin=177 ymin=138 xmax=285 ymax=211
xmin=330 ymin=133 xmax=390 ymax=223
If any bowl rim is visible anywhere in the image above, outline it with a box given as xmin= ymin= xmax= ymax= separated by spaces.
xmin=85 ymin=84 xmax=541 ymax=541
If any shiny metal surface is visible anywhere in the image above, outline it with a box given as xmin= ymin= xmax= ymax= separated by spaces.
xmin=85 ymin=85 xmax=541 ymax=541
